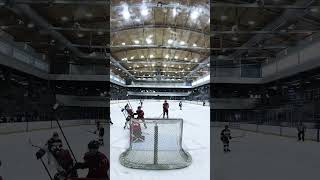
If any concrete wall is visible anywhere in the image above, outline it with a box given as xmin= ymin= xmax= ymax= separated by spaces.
xmin=0 ymin=119 xmax=95 ymax=134
xmin=56 ymin=95 xmax=109 ymax=107
xmin=211 ymin=98 xmax=257 ymax=109
xmin=262 ymin=39 xmax=320 ymax=82
xmin=212 ymin=121 xmax=320 ymax=141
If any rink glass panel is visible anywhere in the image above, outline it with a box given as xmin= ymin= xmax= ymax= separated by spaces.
xmin=119 ymin=118 xmax=192 ymax=170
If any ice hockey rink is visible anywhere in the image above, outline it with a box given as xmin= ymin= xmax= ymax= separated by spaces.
xmin=0 ymin=122 xmax=107 ymax=180
xmin=212 ymin=126 xmax=320 ymax=180
xmin=110 ymin=100 xmax=210 ymax=180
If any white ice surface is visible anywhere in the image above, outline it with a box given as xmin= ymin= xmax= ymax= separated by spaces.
xmin=212 ymin=127 xmax=320 ymax=180
xmin=110 ymin=100 xmax=210 ymax=180
xmin=0 ymin=124 xmax=107 ymax=180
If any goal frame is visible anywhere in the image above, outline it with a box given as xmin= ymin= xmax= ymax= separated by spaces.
xmin=119 ymin=118 xmax=192 ymax=170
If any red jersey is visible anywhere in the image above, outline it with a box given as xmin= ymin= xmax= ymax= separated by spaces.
xmin=132 ymin=121 xmax=141 ymax=132
xmin=163 ymin=102 xmax=169 ymax=111
xmin=127 ymin=109 xmax=134 ymax=116
xmin=136 ymin=109 xmax=144 ymax=119
xmin=83 ymin=152 xmax=109 ymax=179
xmin=55 ymin=149 xmax=74 ymax=171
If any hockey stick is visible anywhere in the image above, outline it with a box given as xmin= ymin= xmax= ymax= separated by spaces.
xmin=53 ymin=104 xmax=78 ymax=164
xmin=126 ymin=99 xmax=133 ymax=109
xmin=55 ymin=117 xmax=78 ymax=163
xmin=28 ymin=138 xmax=53 ymax=180
xmin=40 ymin=158 xmax=54 ymax=180
xmin=28 ymin=138 xmax=42 ymax=149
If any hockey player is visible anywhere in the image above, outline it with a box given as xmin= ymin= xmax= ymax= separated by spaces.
xmin=36 ymin=132 xmax=77 ymax=179
xmin=297 ymin=122 xmax=306 ymax=141
xmin=163 ymin=100 xmax=169 ymax=119
xmin=179 ymin=101 xmax=182 ymax=110
xmin=131 ymin=119 xmax=145 ymax=142
xmin=0 ymin=160 xmax=2 ymax=180
xmin=74 ymin=140 xmax=109 ymax=180
xmin=122 ymin=103 xmax=135 ymax=129
xmin=95 ymin=122 xmax=105 ymax=146
xmin=46 ymin=132 xmax=63 ymax=165
xmin=220 ymin=125 xmax=232 ymax=152
xmin=134 ymin=106 xmax=147 ymax=128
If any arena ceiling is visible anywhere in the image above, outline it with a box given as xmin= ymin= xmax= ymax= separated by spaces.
xmin=0 ymin=0 xmax=320 ymax=83
xmin=211 ymin=0 xmax=320 ymax=69
xmin=111 ymin=0 xmax=320 ymax=82
xmin=110 ymin=0 xmax=210 ymax=82
xmin=0 ymin=0 xmax=109 ymax=64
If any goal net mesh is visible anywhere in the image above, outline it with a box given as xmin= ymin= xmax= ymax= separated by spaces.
xmin=119 ymin=118 xmax=192 ymax=170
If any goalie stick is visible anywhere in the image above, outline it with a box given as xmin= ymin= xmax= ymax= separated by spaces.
xmin=28 ymin=138 xmax=53 ymax=180
xmin=28 ymin=138 xmax=42 ymax=149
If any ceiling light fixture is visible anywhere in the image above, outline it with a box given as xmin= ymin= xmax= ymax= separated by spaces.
xmin=85 ymin=13 xmax=93 ymax=18
xmin=248 ymin=20 xmax=255 ymax=25
xmin=77 ymin=33 xmax=84 ymax=38
xmin=121 ymin=3 xmax=130 ymax=20
xmin=61 ymin=16 xmax=69 ymax=22
xmin=191 ymin=7 xmax=201 ymax=20
xmin=311 ymin=8 xmax=319 ymax=13
xmin=232 ymin=36 xmax=238 ymax=41
xmin=172 ymin=8 xmax=178 ymax=17
xmin=140 ymin=2 xmax=149 ymax=16
xmin=221 ymin=15 xmax=228 ymax=21
xmin=27 ymin=23 xmax=34 ymax=28
xmin=146 ymin=37 xmax=152 ymax=44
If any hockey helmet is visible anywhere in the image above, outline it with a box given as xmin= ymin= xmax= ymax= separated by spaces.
xmin=137 ymin=106 xmax=142 ymax=109
xmin=53 ymin=131 xmax=59 ymax=137
xmin=88 ymin=140 xmax=100 ymax=149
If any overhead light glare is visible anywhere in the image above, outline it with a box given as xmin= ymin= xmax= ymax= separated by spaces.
xmin=121 ymin=3 xmax=130 ymax=20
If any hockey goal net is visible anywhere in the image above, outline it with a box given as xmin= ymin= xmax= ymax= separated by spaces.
xmin=119 ymin=118 xmax=192 ymax=170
